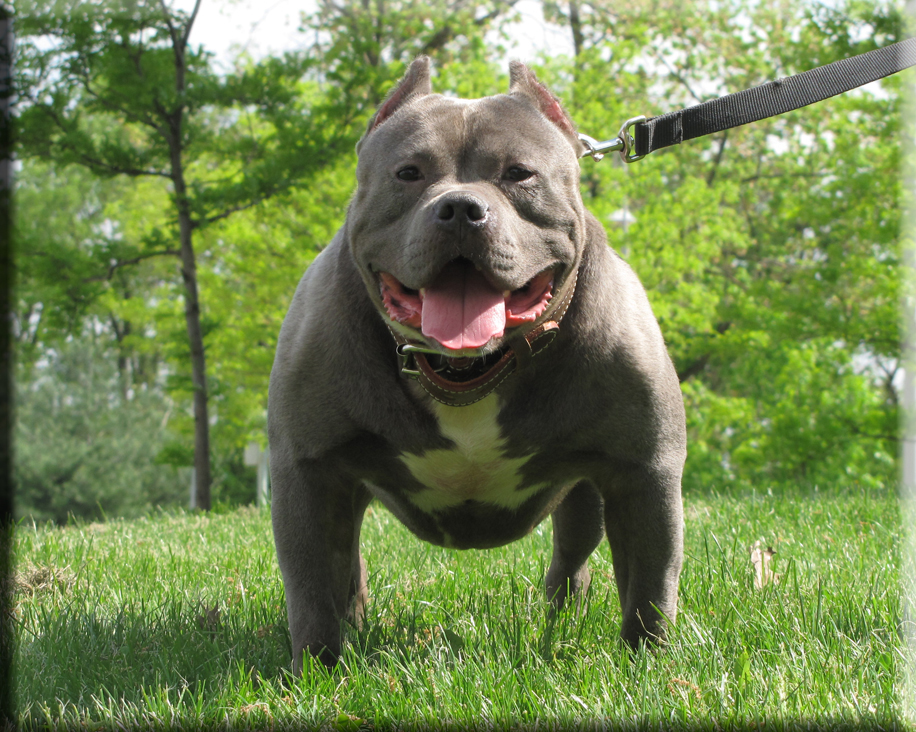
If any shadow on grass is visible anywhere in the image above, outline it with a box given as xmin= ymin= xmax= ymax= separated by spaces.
xmin=14 ymin=596 xmax=292 ymax=710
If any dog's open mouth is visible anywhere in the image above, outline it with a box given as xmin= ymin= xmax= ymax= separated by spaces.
xmin=379 ymin=259 xmax=555 ymax=351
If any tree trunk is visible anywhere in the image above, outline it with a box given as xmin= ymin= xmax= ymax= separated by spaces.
xmin=110 ymin=315 xmax=132 ymax=400
xmin=569 ymin=1 xmax=584 ymax=61
xmin=166 ymin=112 xmax=210 ymax=509
xmin=165 ymin=0 xmax=210 ymax=510
xmin=172 ymin=159 xmax=211 ymax=511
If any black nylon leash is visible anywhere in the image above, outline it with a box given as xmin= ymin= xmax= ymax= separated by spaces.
xmin=578 ymin=36 xmax=916 ymax=164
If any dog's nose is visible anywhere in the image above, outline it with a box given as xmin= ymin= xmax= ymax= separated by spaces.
xmin=434 ymin=193 xmax=490 ymax=228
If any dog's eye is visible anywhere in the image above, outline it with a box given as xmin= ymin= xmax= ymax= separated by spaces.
xmin=396 ymin=166 xmax=422 ymax=182
xmin=504 ymin=166 xmax=534 ymax=182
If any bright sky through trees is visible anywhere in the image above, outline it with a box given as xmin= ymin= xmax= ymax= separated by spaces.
xmin=171 ymin=0 xmax=573 ymax=68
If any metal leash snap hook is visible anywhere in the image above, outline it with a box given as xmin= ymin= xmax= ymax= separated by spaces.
xmin=577 ymin=132 xmax=623 ymax=162
xmin=578 ymin=115 xmax=647 ymax=164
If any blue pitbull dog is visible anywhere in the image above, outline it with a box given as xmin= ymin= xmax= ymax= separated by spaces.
xmin=268 ymin=57 xmax=685 ymax=673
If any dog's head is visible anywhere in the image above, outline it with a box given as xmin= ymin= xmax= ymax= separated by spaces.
xmin=349 ymin=57 xmax=588 ymax=356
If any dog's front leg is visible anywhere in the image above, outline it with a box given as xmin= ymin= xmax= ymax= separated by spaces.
xmin=601 ymin=464 xmax=684 ymax=649
xmin=271 ymin=458 xmax=372 ymax=673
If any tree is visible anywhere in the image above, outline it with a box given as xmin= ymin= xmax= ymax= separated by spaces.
xmin=14 ymin=337 xmax=183 ymax=524
xmin=15 ymin=0 xmax=899 ymax=519
xmin=15 ymin=0 xmax=352 ymax=508
xmin=14 ymin=0 xmax=522 ymax=515
xmin=539 ymin=0 xmax=901 ymax=491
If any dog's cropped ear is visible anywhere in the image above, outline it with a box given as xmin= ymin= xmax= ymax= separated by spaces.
xmin=362 ymin=56 xmax=433 ymax=139
xmin=508 ymin=61 xmax=579 ymax=142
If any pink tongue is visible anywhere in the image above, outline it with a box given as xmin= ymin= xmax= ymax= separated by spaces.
xmin=421 ymin=261 xmax=507 ymax=350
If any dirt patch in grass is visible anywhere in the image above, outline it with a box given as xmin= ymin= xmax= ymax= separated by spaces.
xmin=10 ymin=565 xmax=76 ymax=597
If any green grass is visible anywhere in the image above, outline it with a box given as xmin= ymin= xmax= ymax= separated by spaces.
xmin=9 ymin=484 xmax=910 ymax=730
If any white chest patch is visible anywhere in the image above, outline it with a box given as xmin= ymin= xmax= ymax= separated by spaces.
xmin=399 ymin=394 xmax=543 ymax=512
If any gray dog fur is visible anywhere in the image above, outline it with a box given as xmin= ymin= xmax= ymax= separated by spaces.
xmin=268 ymin=57 xmax=686 ymax=673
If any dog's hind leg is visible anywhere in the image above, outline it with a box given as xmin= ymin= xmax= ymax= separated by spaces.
xmin=545 ymin=480 xmax=605 ymax=612
xmin=348 ymin=514 xmax=370 ymax=629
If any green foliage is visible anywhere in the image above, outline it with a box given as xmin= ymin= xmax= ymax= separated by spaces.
xmin=15 ymin=164 xmax=114 ymax=345
xmin=539 ymin=0 xmax=900 ymax=493
xmin=14 ymin=161 xmax=173 ymax=370
xmin=305 ymin=0 xmax=510 ymax=107
xmin=12 ymin=0 xmax=520 ymax=518
xmin=14 ymin=0 xmax=337 ymax=214
xmin=14 ymin=339 xmax=183 ymax=523
xmin=196 ymin=160 xmax=357 ymax=448
xmin=11 ymin=0 xmax=903 ymax=518
xmin=14 ymin=0 xmax=410 ymax=508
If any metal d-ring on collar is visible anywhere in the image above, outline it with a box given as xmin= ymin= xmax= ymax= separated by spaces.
xmin=390 ymin=268 xmax=578 ymax=407
xmin=396 ymin=343 xmax=445 ymax=378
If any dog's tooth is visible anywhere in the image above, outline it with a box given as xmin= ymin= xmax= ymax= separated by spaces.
xmin=420 ymin=288 xmax=426 ymax=297
xmin=503 ymin=290 xmax=511 ymax=299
